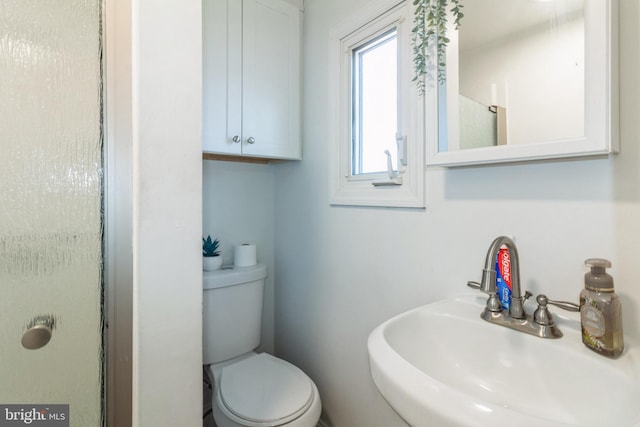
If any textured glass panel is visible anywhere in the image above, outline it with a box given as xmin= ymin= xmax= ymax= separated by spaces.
xmin=0 ymin=1 xmax=103 ymax=426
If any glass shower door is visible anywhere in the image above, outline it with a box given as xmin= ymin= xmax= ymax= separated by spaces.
xmin=0 ymin=1 xmax=104 ymax=425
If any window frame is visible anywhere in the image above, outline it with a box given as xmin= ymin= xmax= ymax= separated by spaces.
xmin=329 ymin=0 xmax=424 ymax=208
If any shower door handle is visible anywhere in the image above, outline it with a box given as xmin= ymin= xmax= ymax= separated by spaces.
xmin=22 ymin=315 xmax=55 ymax=350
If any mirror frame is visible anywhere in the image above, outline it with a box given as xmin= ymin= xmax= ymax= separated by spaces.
xmin=425 ymin=0 xmax=618 ymax=167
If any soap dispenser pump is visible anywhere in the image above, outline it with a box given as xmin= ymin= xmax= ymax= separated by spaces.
xmin=580 ymin=258 xmax=623 ymax=358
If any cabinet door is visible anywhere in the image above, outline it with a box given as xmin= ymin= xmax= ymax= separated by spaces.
xmin=242 ymin=0 xmax=302 ymax=160
xmin=202 ymin=0 xmax=242 ymax=155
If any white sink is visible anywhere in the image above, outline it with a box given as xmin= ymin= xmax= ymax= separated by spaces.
xmin=368 ymin=295 xmax=640 ymax=427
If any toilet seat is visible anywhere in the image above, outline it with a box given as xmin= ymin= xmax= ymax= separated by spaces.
xmin=217 ymin=353 xmax=314 ymax=426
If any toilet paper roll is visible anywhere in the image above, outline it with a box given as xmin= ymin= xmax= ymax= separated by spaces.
xmin=234 ymin=243 xmax=257 ymax=267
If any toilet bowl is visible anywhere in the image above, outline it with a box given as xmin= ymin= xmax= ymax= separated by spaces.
xmin=207 ymin=353 xmax=321 ymax=427
xmin=203 ymin=265 xmax=321 ymax=427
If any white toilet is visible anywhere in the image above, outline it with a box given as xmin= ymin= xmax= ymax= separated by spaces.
xmin=203 ymin=264 xmax=322 ymax=427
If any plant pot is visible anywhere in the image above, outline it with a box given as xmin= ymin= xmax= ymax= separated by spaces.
xmin=203 ymin=255 xmax=222 ymax=271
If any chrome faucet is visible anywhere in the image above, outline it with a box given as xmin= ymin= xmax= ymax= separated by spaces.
xmin=478 ymin=236 xmax=528 ymax=319
xmin=468 ymin=236 xmax=579 ymax=339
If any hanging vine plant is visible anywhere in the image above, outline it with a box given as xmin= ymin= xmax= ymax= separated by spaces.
xmin=411 ymin=0 xmax=464 ymax=94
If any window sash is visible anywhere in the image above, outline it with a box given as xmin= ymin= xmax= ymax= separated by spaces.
xmin=351 ymin=28 xmax=398 ymax=176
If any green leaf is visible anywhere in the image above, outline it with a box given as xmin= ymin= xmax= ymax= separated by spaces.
xmin=411 ymin=0 xmax=464 ymax=93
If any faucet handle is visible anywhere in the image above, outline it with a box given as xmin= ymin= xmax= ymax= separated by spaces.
xmin=467 ymin=281 xmax=481 ymax=290
xmin=467 ymin=281 xmax=503 ymax=312
xmin=467 ymin=268 xmax=498 ymax=294
xmin=467 ymin=279 xmax=497 ymax=295
xmin=533 ymin=294 xmax=580 ymax=326
xmin=545 ymin=296 xmax=580 ymax=312
xmin=533 ymin=295 xmax=553 ymax=326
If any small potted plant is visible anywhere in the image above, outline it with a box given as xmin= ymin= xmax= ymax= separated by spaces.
xmin=202 ymin=235 xmax=222 ymax=271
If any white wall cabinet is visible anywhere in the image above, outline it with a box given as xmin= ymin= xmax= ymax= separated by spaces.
xmin=203 ymin=0 xmax=302 ymax=161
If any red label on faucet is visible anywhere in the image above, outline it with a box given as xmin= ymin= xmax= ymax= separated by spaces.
xmin=496 ymin=247 xmax=512 ymax=309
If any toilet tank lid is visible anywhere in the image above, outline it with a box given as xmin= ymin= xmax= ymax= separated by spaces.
xmin=203 ymin=264 xmax=267 ymax=290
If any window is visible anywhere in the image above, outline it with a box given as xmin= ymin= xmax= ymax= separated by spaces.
xmin=352 ymin=29 xmax=398 ymax=175
xmin=330 ymin=0 xmax=424 ymax=208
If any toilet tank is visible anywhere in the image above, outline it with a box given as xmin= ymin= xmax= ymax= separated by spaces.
xmin=203 ymin=264 xmax=267 ymax=365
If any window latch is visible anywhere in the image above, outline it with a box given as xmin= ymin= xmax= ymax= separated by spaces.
xmin=396 ymin=133 xmax=407 ymax=166
xmin=372 ymin=149 xmax=403 ymax=186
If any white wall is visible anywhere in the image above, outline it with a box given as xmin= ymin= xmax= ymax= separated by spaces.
xmin=202 ymin=160 xmax=276 ymax=353
xmin=131 ymin=0 xmax=202 ymax=425
xmin=273 ymin=1 xmax=640 ymax=426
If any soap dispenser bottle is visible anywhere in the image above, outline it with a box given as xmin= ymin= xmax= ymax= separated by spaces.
xmin=579 ymin=258 xmax=623 ymax=358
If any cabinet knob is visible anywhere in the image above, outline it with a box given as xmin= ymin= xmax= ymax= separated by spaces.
xmin=232 ymin=135 xmax=241 ymax=143
xmin=247 ymin=137 xmax=256 ymax=144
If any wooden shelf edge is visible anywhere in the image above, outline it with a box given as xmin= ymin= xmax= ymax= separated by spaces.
xmin=202 ymin=153 xmax=286 ymax=164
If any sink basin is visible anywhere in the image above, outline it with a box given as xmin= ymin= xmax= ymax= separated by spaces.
xmin=368 ymin=295 xmax=640 ymax=427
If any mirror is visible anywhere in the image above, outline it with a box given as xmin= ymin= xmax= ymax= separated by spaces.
xmin=426 ymin=0 xmax=618 ymax=167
